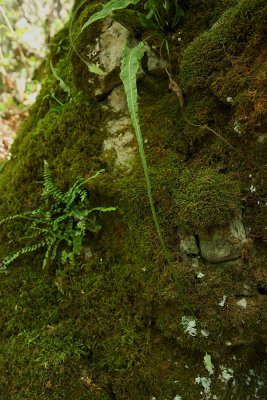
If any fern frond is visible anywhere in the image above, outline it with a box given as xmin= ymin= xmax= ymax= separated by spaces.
xmin=64 ymin=169 xmax=105 ymax=208
xmin=82 ymin=206 xmax=117 ymax=216
xmin=0 ymin=209 xmax=43 ymax=225
xmin=2 ymin=241 xmax=46 ymax=266
xmin=43 ymin=160 xmax=65 ymax=204
xmin=1 ymin=163 xmax=116 ymax=270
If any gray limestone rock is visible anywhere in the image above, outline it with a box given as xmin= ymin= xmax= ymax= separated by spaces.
xmin=102 ymin=86 xmax=135 ymax=173
xmin=102 ymin=113 xmax=135 ymax=173
xmin=145 ymin=45 xmax=170 ymax=76
xmin=107 ymin=85 xmax=128 ymax=113
xmin=87 ymin=20 xmax=143 ymax=98
xmin=179 ymin=234 xmax=199 ymax=255
xmin=199 ymin=218 xmax=247 ymax=262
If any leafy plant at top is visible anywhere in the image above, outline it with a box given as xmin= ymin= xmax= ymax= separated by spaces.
xmin=141 ymin=0 xmax=185 ymax=32
xmin=0 ymin=161 xmax=116 ymax=270
xmin=69 ymin=0 xmax=185 ymax=70
xmin=78 ymin=0 xmax=139 ymax=34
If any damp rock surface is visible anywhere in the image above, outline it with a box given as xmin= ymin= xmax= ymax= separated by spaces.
xmin=199 ymin=218 xmax=247 ymax=262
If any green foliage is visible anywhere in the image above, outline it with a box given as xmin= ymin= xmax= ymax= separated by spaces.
xmin=120 ymin=43 xmax=170 ymax=263
xmin=173 ymin=168 xmax=240 ymax=232
xmin=72 ymin=0 xmax=181 ymax=266
xmin=79 ymin=0 xmax=139 ymax=34
xmin=71 ymin=0 xmax=192 ymax=310
xmin=74 ymin=0 xmax=185 ymax=35
xmin=50 ymin=59 xmax=71 ymax=97
xmin=0 ymin=162 xmax=116 ymax=270
xmin=141 ymin=0 xmax=185 ymax=32
xmin=180 ymin=0 xmax=266 ymax=92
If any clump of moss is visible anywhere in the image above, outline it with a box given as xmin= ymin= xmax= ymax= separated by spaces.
xmin=173 ymin=168 xmax=240 ymax=232
xmin=180 ymin=0 xmax=267 ymax=93
xmin=69 ymin=1 xmax=103 ymax=93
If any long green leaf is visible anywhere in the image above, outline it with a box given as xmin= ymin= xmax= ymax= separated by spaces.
xmin=80 ymin=0 xmax=139 ymax=33
xmin=119 ymin=42 xmax=171 ymax=264
xmin=120 ymin=44 xmax=196 ymax=315
xmin=70 ymin=0 xmax=140 ymax=74
xmin=49 ymin=60 xmax=70 ymax=96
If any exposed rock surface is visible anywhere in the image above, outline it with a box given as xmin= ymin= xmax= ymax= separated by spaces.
xmin=145 ymin=44 xmax=170 ymax=76
xmin=87 ymin=20 xmax=142 ymax=98
xmin=102 ymin=114 xmax=135 ymax=173
xmin=179 ymin=233 xmax=199 ymax=256
xmin=199 ymin=218 xmax=247 ymax=262
xmin=101 ymin=84 xmax=135 ymax=173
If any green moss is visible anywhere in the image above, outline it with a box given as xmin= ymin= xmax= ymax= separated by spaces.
xmin=69 ymin=2 xmax=103 ymax=93
xmin=173 ymin=168 xmax=240 ymax=232
xmin=0 ymin=0 xmax=267 ymax=398
xmin=180 ymin=0 xmax=267 ymax=93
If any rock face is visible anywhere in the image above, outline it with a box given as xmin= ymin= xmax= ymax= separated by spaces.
xmin=102 ymin=106 xmax=135 ymax=173
xmin=86 ymin=20 xmax=137 ymax=172
xmin=87 ymin=19 xmax=170 ymax=98
xmin=179 ymin=233 xmax=199 ymax=256
xmin=198 ymin=218 xmax=247 ymax=262
xmin=145 ymin=44 xmax=170 ymax=76
xmin=179 ymin=218 xmax=247 ymax=263
xmin=89 ymin=19 xmax=170 ymax=173
xmin=87 ymin=20 xmax=137 ymax=98
xmin=101 ymin=84 xmax=135 ymax=173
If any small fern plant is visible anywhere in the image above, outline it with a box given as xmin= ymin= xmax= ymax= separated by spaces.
xmin=0 ymin=161 xmax=116 ymax=270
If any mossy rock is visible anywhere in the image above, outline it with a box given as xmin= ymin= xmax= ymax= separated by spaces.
xmin=173 ymin=168 xmax=240 ymax=232
xmin=0 ymin=0 xmax=267 ymax=399
xmin=180 ymin=0 xmax=267 ymax=93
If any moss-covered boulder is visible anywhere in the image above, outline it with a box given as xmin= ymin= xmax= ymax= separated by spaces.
xmin=0 ymin=0 xmax=266 ymax=399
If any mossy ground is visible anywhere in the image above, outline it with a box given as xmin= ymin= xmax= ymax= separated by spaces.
xmin=0 ymin=0 xmax=267 ymax=398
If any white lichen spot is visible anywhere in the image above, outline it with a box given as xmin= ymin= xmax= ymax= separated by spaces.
xmin=174 ymin=396 xmax=182 ymax=400
xmin=226 ymin=96 xmax=233 ymax=104
xmin=218 ymin=295 xmax=227 ymax=307
xmin=245 ymin=375 xmax=251 ymax=385
xmin=195 ymin=376 xmax=212 ymax=398
xmin=254 ymin=378 xmax=264 ymax=399
xmin=204 ymin=353 xmax=214 ymax=375
xmin=201 ymin=329 xmax=210 ymax=338
xmin=236 ymin=298 xmax=247 ymax=308
xmin=219 ymin=366 xmax=234 ymax=384
xmin=250 ymin=185 xmax=256 ymax=193
xmin=234 ymin=121 xmax=241 ymax=134
xmin=197 ymin=272 xmax=205 ymax=279
xmin=181 ymin=316 xmax=197 ymax=337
